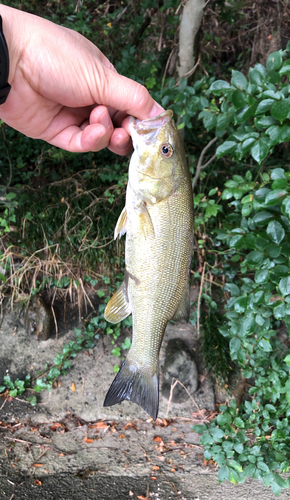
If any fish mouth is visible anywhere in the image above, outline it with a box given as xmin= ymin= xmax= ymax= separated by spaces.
xmin=130 ymin=110 xmax=173 ymax=146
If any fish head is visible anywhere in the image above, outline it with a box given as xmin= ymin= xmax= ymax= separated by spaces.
xmin=129 ymin=110 xmax=187 ymax=181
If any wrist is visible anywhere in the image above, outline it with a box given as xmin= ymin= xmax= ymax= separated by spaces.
xmin=0 ymin=5 xmax=25 ymax=88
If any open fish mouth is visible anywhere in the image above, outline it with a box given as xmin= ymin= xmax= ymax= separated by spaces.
xmin=130 ymin=110 xmax=173 ymax=146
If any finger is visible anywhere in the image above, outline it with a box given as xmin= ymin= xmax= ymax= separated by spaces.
xmin=48 ymin=122 xmax=113 ymax=153
xmin=108 ymin=128 xmax=132 ymax=156
xmin=97 ymin=68 xmax=164 ymax=121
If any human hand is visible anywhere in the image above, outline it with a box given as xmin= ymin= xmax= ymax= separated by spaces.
xmin=0 ymin=5 xmax=163 ymax=155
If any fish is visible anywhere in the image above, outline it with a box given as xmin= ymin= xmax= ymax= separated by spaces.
xmin=103 ymin=110 xmax=194 ymax=420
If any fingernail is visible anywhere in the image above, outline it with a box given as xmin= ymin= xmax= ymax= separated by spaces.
xmin=148 ymin=102 xmax=164 ymax=118
xmin=101 ymin=112 xmax=112 ymax=129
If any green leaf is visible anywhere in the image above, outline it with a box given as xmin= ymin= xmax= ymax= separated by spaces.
xmin=242 ymin=203 xmax=252 ymax=217
xmin=273 ymin=303 xmax=285 ymax=320
xmin=278 ymin=277 xmax=290 ymax=296
xmin=245 ymin=251 xmax=265 ymax=267
xmin=252 ymin=211 xmax=274 ymax=226
xmin=27 ymin=395 xmax=37 ymax=406
xmin=266 ymin=220 xmax=285 ymax=244
xmin=233 ymin=417 xmax=245 ymax=429
xmin=258 ymin=339 xmax=272 ymax=352
xmin=228 ymin=459 xmax=243 ymax=473
xmin=271 ymin=167 xmax=286 ymax=180
xmin=193 ymin=424 xmax=207 ymax=433
xmin=255 ymin=270 xmax=269 ymax=284
xmin=217 ymin=465 xmax=229 ymax=482
xmin=231 ymin=70 xmax=247 ymax=90
xmin=255 ymin=99 xmax=274 ymax=114
xmin=97 ymin=290 xmax=105 ymax=298
xmin=203 ymin=112 xmax=217 ymax=131
xmin=232 ymin=90 xmax=248 ymax=110
xmin=251 ymin=141 xmax=269 ymax=164
xmin=248 ymin=68 xmax=264 ymax=86
xmin=234 ymin=296 xmax=248 ymax=313
xmin=111 ymin=347 xmax=121 ymax=357
xmin=271 ymin=99 xmax=290 ymax=123
xmin=121 ymin=337 xmax=131 ymax=350
xmin=236 ymin=105 xmax=256 ymax=123
xmin=211 ymin=428 xmax=225 ymax=441
xmin=209 ymin=80 xmax=231 ymax=95
xmin=280 ymin=125 xmax=290 ymax=142
xmin=264 ymin=189 xmax=287 ymax=206
xmin=266 ymin=51 xmax=283 ymax=71
xmin=216 ymin=141 xmax=237 ymax=158
xmin=282 ymin=197 xmax=290 ymax=216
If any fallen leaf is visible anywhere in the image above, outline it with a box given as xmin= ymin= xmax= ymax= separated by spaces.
xmin=168 ymin=441 xmax=176 ymax=446
xmin=34 ymin=479 xmax=42 ymax=486
xmin=32 ymin=463 xmax=44 ymax=467
xmin=137 ymin=496 xmax=148 ymax=500
xmin=83 ymin=437 xmax=94 ymax=444
xmin=150 ymin=476 xmax=157 ymax=480
xmin=51 ymin=423 xmax=63 ymax=431
xmin=170 ymin=468 xmax=175 ymax=473
xmin=89 ymin=421 xmax=108 ymax=429
xmin=152 ymin=465 xmax=160 ymax=470
xmin=119 ymin=433 xmax=126 ymax=439
xmin=153 ymin=436 xmax=162 ymax=442
xmin=129 ymin=492 xmax=134 ymax=497
xmin=203 ymin=459 xmax=207 ymax=466
xmin=71 ymin=382 xmax=76 ymax=392
xmin=124 ymin=422 xmax=137 ymax=431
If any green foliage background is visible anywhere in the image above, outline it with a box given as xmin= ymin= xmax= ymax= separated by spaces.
xmin=1 ymin=0 xmax=290 ymax=494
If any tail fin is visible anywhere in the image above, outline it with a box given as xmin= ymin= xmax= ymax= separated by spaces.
xmin=103 ymin=360 xmax=159 ymax=420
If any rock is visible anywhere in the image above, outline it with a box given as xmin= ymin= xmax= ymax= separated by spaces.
xmin=20 ymin=295 xmax=55 ymax=341
xmin=161 ymin=338 xmax=198 ymax=403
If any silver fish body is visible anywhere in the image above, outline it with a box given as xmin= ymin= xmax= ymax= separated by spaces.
xmin=103 ymin=110 xmax=194 ymax=419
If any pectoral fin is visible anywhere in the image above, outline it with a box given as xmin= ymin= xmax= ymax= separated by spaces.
xmin=171 ymin=280 xmax=190 ymax=323
xmin=138 ymin=205 xmax=154 ymax=239
xmin=104 ymin=282 xmax=131 ymax=324
xmin=114 ymin=207 xmax=127 ymax=240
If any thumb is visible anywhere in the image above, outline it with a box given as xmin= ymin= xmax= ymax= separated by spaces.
xmin=97 ymin=68 xmax=164 ymax=121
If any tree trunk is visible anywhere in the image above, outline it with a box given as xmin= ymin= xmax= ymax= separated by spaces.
xmin=177 ymin=0 xmax=205 ymax=81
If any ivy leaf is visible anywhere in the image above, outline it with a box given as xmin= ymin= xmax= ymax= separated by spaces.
xmin=266 ymin=220 xmax=285 ymax=244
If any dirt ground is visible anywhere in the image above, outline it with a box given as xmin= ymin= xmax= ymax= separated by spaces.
xmin=0 ymin=295 xmax=289 ymax=500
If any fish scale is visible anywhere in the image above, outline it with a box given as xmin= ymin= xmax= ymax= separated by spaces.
xmin=103 ymin=110 xmax=194 ymax=419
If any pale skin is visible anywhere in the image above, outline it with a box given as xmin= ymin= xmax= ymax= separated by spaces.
xmin=0 ymin=5 xmax=164 ymax=155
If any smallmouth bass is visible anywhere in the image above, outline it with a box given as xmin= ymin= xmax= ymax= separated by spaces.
xmin=103 ymin=110 xmax=194 ymax=420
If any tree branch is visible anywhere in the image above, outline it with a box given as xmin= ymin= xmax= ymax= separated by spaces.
xmin=192 ymin=137 xmax=218 ymax=191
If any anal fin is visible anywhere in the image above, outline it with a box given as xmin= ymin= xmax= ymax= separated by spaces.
xmin=171 ymin=279 xmax=190 ymax=323
xmin=104 ymin=282 xmax=131 ymax=324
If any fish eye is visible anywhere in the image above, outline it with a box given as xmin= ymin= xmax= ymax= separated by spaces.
xmin=160 ymin=143 xmax=173 ymax=158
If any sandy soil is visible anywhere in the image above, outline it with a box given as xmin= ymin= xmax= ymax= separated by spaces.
xmin=0 ymin=296 xmax=288 ymax=500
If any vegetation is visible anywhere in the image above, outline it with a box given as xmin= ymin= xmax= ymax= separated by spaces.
xmin=1 ymin=0 xmax=290 ymax=494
